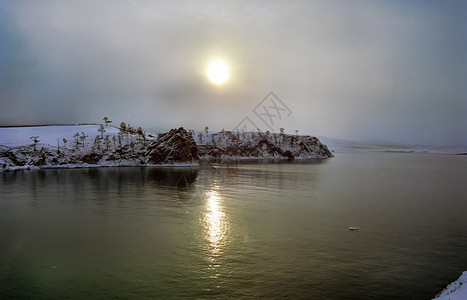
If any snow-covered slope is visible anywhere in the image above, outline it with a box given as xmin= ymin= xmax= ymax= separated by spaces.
xmin=0 ymin=125 xmax=197 ymax=170
xmin=0 ymin=125 xmax=120 ymax=148
xmin=433 ymin=271 xmax=467 ymax=300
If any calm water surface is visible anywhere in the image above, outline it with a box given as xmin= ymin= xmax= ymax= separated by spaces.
xmin=0 ymin=153 xmax=466 ymax=299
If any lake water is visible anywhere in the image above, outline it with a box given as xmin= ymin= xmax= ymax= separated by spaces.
xmin=0 ymin=153 xmax=466 ymax=299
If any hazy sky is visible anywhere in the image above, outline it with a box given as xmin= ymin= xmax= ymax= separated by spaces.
xmin=1 ymin=0 xmax=465 ymax=145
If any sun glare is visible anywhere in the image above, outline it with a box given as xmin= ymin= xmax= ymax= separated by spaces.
xmin=207 ymin=59 xmax=229 ymax=85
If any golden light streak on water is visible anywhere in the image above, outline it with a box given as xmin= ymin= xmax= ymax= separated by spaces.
xmin=203 ymin=184 xmax=228 ymax=272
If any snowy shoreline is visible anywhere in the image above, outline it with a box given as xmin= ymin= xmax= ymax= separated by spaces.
xmin=2 ymin=161 xmax=200 ymax=172
xmin=433 ymin=271 xmax=467 ymax=300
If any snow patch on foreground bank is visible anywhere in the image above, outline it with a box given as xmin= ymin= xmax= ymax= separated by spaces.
xmin=433 ymin=271 xmax=467 ymax=300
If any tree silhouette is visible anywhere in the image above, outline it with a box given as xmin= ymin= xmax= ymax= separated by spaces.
xmin=198 ymin=132 xmax=203 ymax=143
xmin=30 ymin=136 xmax=39 ymax=151
xmin=103 ymin=116 xmax=112 ymax=126
xmin=103 ymin=135 xmax=111 ymax=151
xmin=93 ymin=136 xmax=102 ymax=151
xmin=73 ymin=132 xmax=80 ymax=149
xmin=79 ymin=132 xmax=88 ymax=148
xmin=98 ymin=124 xmax=106 ymax=138
xmin=120 ymin=122 xmax=127 ymax=132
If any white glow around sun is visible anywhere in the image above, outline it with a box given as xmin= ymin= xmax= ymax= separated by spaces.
xmin=206 ymin=59 xmax=229 ymax=84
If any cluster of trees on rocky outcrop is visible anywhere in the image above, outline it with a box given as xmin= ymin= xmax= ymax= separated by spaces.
xmin=1 ymin=117 xmax=332 ymax=171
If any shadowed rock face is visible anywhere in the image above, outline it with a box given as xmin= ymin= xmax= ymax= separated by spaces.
xmin=146 ymin=127 xmax=199 ymax=164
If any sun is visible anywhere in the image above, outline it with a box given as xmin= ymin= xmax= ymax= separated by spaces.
xmin=206 ymin=59 xmax=229 ymax=85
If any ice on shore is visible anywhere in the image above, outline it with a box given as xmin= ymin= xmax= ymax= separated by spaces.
xmin=433 ymin=271 xmax=467 ymax=300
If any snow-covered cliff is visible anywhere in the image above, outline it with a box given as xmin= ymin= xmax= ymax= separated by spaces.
xmin=146 ymin=128 xmax=199 ymax=164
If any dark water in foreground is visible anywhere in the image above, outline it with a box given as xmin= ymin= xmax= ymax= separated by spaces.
xmin=0 ymin=153 xmax=466 ymax=299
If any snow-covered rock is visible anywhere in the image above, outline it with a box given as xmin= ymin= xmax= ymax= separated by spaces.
xmin=146 ymin=127 xmax=199 ymax=164
xmin=0 ymin=125 xmax=198 ymax=171
xmin=0 ymin=125 xmax=333 ymax=171
xmin=195 ymin=130 xmax=333 ymax=159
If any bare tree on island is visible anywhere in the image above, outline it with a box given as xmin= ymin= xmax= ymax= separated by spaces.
xmin=98 ymin=124 xmax=106 ymax=138
xmin=93 ymin=136 xmax=102 ymax=152
xmin=279 ymin=128 xmax=285 ymax=146
xmin=73 ymin=133 xmax=80 ymax=149
xmin=79 ymin=132 xmax=88 ymax=148
xmin=103 ymin=135 xmax=111 ymax=151
xmin=103 ymin=116 xmax=112 ymax=126
xmin=119 ymin=122 xmax=127 ymax=132
xmin=137 ymin=126 xmax=144 ymax=138
xmin=30 ymin=136 xmax=39 ymax=151
xmin=136 ymin=126 xmax=146 ymax=147
xmin=198 ymin=132 xmax=203 ymax=144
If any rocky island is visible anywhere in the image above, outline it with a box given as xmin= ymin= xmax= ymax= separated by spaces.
xmin=196 ymin=129 xmax=333 ymax=159
xmin=0 ymin=124 xmax=333 ymax=171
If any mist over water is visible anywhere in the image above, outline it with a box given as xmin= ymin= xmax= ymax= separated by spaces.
xmin=0 ymin=153 xmax=466 ymax=299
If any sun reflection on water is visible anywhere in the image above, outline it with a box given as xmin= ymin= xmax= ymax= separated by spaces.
xmin=203 ymin=184 xmax=228 ymax=270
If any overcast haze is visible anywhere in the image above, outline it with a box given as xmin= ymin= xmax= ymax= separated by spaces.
xmin=0 ymin=0 xmax=465 ymax=146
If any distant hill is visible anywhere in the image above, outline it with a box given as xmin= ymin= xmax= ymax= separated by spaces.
xmin=317 ymin=136 xmax=467 ymax=155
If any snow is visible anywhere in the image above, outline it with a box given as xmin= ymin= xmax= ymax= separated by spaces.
xmin=0 ymin=125 xmax=120 ymax=148
xmin=433 ymin=271 xmax=467 ymax=300
xmin=0 ymin=125 xmax=201 ymax=171
xmin=0 ymin=125 xmax=334 ymax=171
xmin=193 ymin=129 xmax=332 ymax=159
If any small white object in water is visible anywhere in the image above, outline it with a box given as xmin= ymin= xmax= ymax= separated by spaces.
xmin=348 ymin=227 xmax=360 ymax=231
